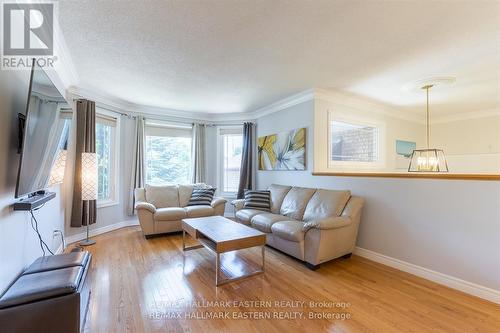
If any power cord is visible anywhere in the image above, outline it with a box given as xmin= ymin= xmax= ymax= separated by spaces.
xmin=29 ymin=208 xmax=54 ymax=256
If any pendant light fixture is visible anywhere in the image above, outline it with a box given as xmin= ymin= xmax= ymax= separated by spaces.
xmin=408 ymin=84 xmax=449 ymax=172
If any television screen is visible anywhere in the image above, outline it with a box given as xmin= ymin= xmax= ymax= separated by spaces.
xmin=15 ymin=62 xmax=71 ymax=198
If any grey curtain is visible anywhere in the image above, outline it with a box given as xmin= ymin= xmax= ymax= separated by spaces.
xmin=128 ymin=116 xmax=145 ymax=215
xmin=191 ymin=123 xmax=206 ymax=183
xmin=237 ymin=122 xmax=255 ymax=199
xmin=70 ymin=100 xmax=96 ymax=227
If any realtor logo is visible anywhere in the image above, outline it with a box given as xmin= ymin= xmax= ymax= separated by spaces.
xmin=1 ymin=1 xmax=57 ymax=69
xmin=3 ymin=2 xmax=53 ymax=55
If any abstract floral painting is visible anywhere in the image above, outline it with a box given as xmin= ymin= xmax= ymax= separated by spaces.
xmin=258 ymin=128 xmax=306 ymax=170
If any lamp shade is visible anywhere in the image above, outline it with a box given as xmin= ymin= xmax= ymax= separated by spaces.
xmin=408 ymin=149 xmax=448 ymax=172
xmin=81 ymin=152 xmax=98 ymax=201
xmin=48 ymin=149 xmax=67 ymax=186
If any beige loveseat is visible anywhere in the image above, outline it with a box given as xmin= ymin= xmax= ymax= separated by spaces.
xmin=134 ymin=184 xmax=226 ymax=237
xmin=233 ymin=184 xmax=364 ymax=269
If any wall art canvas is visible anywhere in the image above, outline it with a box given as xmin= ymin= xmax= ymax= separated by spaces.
xmin=258 ymin=127 xmax=306 ymax=170
xmin=395 ymin=139 xmax=416 ymax=169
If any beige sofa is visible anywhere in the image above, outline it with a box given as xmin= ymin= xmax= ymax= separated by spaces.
xmin=233 ymin=184 xmax=364 ymax=269
xmin=134 ymin=184 xmax=226 ymax=237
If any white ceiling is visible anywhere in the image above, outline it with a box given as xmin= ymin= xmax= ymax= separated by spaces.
xmin=59 ymin=0 xmax=500 ymax=116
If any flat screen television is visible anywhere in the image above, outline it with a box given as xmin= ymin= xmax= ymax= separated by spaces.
xmin=15 ymin=60 xmax=71 ymax=198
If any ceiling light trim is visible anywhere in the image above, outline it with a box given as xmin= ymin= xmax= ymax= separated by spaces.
xmin=402 ymin=76 xmax=456 ymax=92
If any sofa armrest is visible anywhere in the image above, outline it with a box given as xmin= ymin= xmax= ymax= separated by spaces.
xmin=303 ymin=216 xmax=351 ymax=232
xmin=231 ymin=199 xmax=245 ymax=211
xmin=211 ymin=197 xmax=227 ymax=208
xmin=135 ymin=201 xmax=156 ymax=214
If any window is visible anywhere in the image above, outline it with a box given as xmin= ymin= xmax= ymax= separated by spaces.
xmin=218 ymin=127 xmax=243 ymax=195
xmin=95 ymin=111 xmax=119 ymax=206
xmin=328 ymin=114 xmax=383 ymax=169
xmin=145 ymin=123 xmax=192 ymax=185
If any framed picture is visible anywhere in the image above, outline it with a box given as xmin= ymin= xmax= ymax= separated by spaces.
xmin=395 ymin=139 xmax=416 ymax=170
xmin=258 ymin=128 xmax=306 ymax=170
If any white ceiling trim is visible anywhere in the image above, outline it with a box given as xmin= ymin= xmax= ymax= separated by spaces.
xmin=431 ymin=108 xmax=500 ymax=124
xmin=67 ymin=85 xmax=498 ymax=126
xmin=250 ymin=88 xmax=315 ymax=119
xmin=66 ymin=86 xmax=316 ymax=123
xmin=315 ymin=88 xmax=425 ymax=124
xmin=67 ymin=86 xmax=257 ymax=123
xmin=36 ymin=7 xmax=79 ymax=98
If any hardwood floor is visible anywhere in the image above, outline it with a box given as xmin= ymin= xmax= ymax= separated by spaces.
xmin=71 ymin=226 xmax=500 ymax=333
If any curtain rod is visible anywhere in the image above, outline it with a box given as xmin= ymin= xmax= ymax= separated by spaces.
xmin=71 ymin=97 xmax=248 ymax=127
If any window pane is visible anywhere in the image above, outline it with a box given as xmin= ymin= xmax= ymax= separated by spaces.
xmin=145 ymin=136 xmax=192 ymax=185
xmin=96 ymin=122 xmax=112 ymax=200
xmin=222 ymin=134 xmax=242 ymax=192
xmin=330 ymin=120 xmax=379 ymax=162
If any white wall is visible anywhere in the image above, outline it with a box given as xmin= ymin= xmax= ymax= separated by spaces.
xmin=0 ymin=70 xmax=65 ymax=294
xmin=256 ymin=100 xmax=500 ymax=292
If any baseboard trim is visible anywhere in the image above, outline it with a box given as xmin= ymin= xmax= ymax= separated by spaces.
xmin=66 ymin=220 xmax=140 ymax=245
xmin=353 ymin=247 xmax=500 ymax=304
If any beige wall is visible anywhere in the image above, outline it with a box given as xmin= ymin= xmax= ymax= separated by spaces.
xmin=432 ymin=115 xmax=500 ymax=173
xmin=315 ymin=94 xmax=500 ymax=174
xmin=314 ymin=97 xmax=424 ymax=173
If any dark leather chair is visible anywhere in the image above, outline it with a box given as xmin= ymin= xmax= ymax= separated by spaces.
xmin=0 ymin=251 xmax=92 ymax=333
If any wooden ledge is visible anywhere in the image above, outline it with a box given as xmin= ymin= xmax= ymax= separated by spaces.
xmin=312 ymin=172 xmax=500 ymax=181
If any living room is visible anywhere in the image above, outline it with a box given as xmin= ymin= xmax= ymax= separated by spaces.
xmin=0 ymin=1 xmax=499 ymax=332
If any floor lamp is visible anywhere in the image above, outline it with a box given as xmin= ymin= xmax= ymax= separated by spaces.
xmin=80 ymin=152 xmax=97 ymax=246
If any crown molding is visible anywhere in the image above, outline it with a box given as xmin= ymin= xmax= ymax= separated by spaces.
xmin=67 ymin=86 xmax=259 ymax=123
xmin=431 ymin=108 xmax=500 ymax=124
xmin=66 ymin=86 xmax=316 ymax=123
xmin=34 ymin=4 xmax=79 ymax=98
xmin=66 ymin=85 xmax=499 ymax=125
xmin=315 ymin=88 xmax=426 ymax=124
xmin=249 ymin=88 xmax=316 ymax=119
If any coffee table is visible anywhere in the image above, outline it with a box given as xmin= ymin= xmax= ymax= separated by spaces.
xmin=182 ymin=216 xmax=266 ymax=286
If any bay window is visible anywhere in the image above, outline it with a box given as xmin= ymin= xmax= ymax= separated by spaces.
xmin=218 ymin=127 xmax=243 ymax=196
xmin=95 ymin=111 xmax=119 ymax=206
xmin=145 ymin=122 xmax=192 ymax=185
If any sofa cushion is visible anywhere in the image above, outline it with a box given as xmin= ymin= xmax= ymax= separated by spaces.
xmin=235 ymin=209 xmax=264 ymax=224
xmin=185 ymin=205 xmax=214 ymax=218
xmin=271 ymin=221 xmax=305 ymax=242
xmin=243 ymin=190 xmax=271 ymax=211
xmin=187 ymin=188 xmax=216 ymax=206
xmin=24 ymin=252 xmax=90 ymax=274
xmin=193 ymin=183 xmax=212 ymax=189
xmin=268 ymin=184 xmax=292 ymax=214
xmin=145 ymin=184 xmax=179 ymax=208
xmin=279 ymin=187 xmax=316 ymax=220
xmin=251 ymin=213 xmax=289 ymax=233
xmin=178 ymin=185 xmax=194 ymax=207
xmin=155 ymin=207 xmax=187 ymax=221
xmin=303 ymin=189 xmax=351 ymax=221
xmin=0 ymin=266 xmax=83 ymax=308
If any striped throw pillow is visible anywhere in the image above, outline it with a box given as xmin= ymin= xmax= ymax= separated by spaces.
xmin=243 ymin=190 xmax=271 ymax=211
xmin=187 ymin=188 xmax=216 ymax=206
